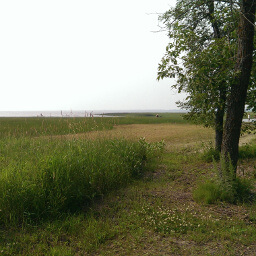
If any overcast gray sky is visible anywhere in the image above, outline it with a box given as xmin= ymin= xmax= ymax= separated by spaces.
xmin=0 ymin=0 xmax=183 ymax=111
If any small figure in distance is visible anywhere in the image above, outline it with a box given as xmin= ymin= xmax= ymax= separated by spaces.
xmin=156 ymin=114 xmax=159 ymax=118
xmin=248 ymin=114 xmax=251 ymax=121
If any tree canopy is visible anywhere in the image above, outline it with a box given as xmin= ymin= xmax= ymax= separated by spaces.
xmin=158 ymin=0 xmax=256 ymax=171
xmin=157 ymin=0 xmax=239 ymax=151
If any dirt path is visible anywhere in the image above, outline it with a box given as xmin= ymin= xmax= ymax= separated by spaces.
xmin=92 ymin=125 xmax=256 ymax=256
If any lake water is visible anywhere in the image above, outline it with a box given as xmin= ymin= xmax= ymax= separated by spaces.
xmin=0 ymin=110 xmax=105 ymax=117
xmin=0 ymin=110 xmax=178 ymax=117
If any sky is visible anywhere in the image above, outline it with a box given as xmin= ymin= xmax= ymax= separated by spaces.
xmin=0 ymin=0 xmax=184 ymax=112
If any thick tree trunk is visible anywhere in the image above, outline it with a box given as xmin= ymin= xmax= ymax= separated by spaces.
xmin=221 ymin=0 xmax=256 ymax=172
xmin=215 ymin=88 xmax=226 ymax=152
xmin=215 ymin=111 xmax=224 ymax=152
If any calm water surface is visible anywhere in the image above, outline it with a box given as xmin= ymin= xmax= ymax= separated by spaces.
xmin=0 ymin=111 xmax=105 ymax=117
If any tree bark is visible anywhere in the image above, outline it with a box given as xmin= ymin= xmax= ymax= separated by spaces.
xmin=215 ymin=87 xmax=226 ymax=152
xmin=215 ymin=110 xmax=224 ymax=152
xmin=208 ymin=0 xmax=225 ymax=152
xmin=221 ymin=0 xmax=256 ymax=172
xmin=207 ymin=0 xmax=221 ymax=39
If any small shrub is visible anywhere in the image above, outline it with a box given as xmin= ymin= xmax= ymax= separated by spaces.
xmin=233 ymin=178 xmax=254 ymax=203
xmin=193 ymin=177 xmax=253 ymax=205
xmin=194 ymin=156 xmax=254 ymax=204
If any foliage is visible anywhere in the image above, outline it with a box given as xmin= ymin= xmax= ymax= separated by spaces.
xmin=247 ymin=87 xmax=256 ymax=112
xmin=158 ymin=0 xmax=256 ymax=172
xmin=157 ymin=0 xmax=238 ymax=127
xmin=246 ymin=35 xmax=256 ymax=112
xmin=241 ymin=121 xmax=256 ymax=136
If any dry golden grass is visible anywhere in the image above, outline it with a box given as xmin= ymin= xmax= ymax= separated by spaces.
xmin=57 ymin=123 xmax=215 ymax=151
xmin=48 ymin=123 xmax=255 ymax=150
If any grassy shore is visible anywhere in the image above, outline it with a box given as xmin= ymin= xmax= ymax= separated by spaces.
xmin=1 ymin=113 xmax=256 ymax=255
xmin=0 ymin=113 xmax=187 ymax=138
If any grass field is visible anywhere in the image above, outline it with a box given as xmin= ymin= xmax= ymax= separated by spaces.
xmin=1 ymin=113 xmax=256 ymax=255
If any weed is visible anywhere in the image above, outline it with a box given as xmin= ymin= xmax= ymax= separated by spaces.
xmin=137 ymin=206 xmax=197 ymax=234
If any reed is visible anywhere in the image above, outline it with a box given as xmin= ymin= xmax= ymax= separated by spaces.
xmin=0 ymin=136 xmax=163 ymax=226
xmin=0 ymin=117 xmax=114 ymax=138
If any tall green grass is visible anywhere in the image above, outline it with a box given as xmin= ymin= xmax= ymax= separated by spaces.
xmin=0 ymin=117 xmax=114 ymax=138
xmin=0 ymin=114 xmax=178 ymax=226
xmin=0 ymin=136 xmax=164 ymax=226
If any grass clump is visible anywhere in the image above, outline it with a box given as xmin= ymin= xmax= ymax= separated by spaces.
xmin=193 ymin=180 xmax=222 ymax=204
xmin=0 ymin=137 xmax=163 ymax=227
xmin=194 ymin=178 xmax=253 ymax=204
xmin=194 ymin=157 xmax=253 ymax=204
xmin=239 ymin=143 xmax=256 ymax=159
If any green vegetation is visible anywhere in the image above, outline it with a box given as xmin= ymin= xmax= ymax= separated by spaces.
xmin=158 ymin=0 xmax=256 ymax=188
xmin=0 ymin=113 xmax=187 ymax=138
xmin=0 ymin=137 xmax=163 ymax=227
xmin=103 ymin=112 xmax=188 ymax=125
xmin=193 ymin=175 xmax=253 ymax=205
xmin=0 ymin=115 xmax=167 ymax=227
xmin=0 ymin=117 xmax=113 ymax=138
xmin=1 ymin=114 xmax=256 ymax=255
xmin=239 ymin=142 xmax=256 ymax=159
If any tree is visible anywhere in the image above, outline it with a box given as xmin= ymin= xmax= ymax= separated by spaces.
xmin=157 ymin=0 xmax=238 ymax=152
xmin=159 ymin=0 xmax=256 ymax=174
xmin=221 ymin=0 xmax=256 ymax=172
xmin=245 ymin=50 xmax=256 ymax=112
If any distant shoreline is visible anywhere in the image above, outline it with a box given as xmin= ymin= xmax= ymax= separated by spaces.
xmin=0 ymin=110 xmax=186 ymax=118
